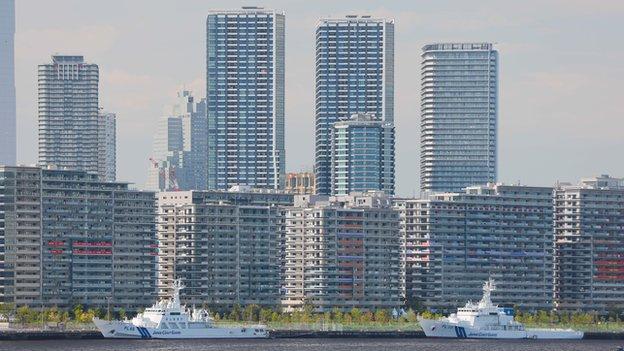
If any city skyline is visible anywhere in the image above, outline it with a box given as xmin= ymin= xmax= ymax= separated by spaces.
xmin=11 ymin=0 xmax=624 ymax=195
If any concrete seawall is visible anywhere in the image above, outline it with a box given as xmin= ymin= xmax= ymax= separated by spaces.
xmin=1 ymin=329 xmax=622 ymax=340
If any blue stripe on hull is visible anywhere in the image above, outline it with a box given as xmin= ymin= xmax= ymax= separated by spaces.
xmin=454 ymin=326 xmax=467 ymax=338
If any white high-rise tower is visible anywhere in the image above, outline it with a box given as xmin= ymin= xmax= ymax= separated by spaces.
xmin=420 ymin=43 xmax=498 ymax=193
xmin=38 ymin=55 xmax=99 ymax=174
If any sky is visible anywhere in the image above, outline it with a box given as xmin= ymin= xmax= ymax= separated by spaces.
xmin=13 ymin=0 xmax=624 ymax=195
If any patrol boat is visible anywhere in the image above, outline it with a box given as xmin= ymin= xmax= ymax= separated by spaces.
xmin=418 ymin=279 xmax=583 ymax=339
xmin=93 ymin=280 xmax=268 ymax=339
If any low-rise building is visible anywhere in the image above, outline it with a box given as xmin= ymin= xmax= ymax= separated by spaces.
xmin=0 ymin=165 xmax=156 ymax=311
xmin=283 ymin=191 xmax=402 ymax=312
xmin=395 ymin=184 xmax=554 ymax=312
xmin=157 ymin=188 xmax=293 ymax=310
xmin=554 ymin=175 xmax=624 ymax=312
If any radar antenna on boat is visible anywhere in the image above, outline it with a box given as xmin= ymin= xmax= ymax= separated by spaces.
xmin=478 ymin=278 xmax=496 ymax=308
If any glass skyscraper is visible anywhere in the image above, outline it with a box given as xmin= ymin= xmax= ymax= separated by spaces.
xmin=420 ymin=43 xmax=498 ymax=193
xmin=315 ymin=15 xmax=394 ymax=195
xmin=331 ymin=113 xmax=394 ymax=196
xmin=0 ymin=0 xmax=16 ymax=165
xmin=206 ymin=7 xmax=285 ymax=190
xmin=147 ymin=90 xmax=206 ymax=191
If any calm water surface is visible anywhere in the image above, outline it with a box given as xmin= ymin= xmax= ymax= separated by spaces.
xmin=0 ymin=339 xmax=622 ymax=351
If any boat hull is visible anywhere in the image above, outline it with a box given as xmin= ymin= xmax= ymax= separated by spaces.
xmin=419 ymin=318 xmax=583 ymax=340
xmin=93 ymin=318 xmax=269 ymax=339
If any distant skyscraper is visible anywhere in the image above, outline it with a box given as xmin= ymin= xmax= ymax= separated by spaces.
xmin=97 ymin=110 xmax=116 ymax=181
xmin=147 ymin=91 xmax=207 ymax=191
xmin=38 ymin=55 xmax=99 ymax=174
xmin=206 ymin=7 xmax=285 ymax=190
xmin=420 ymin=43 xmax=498 ymax=193
xmin=315 ymin=15 xmax=394 ymax=195
xmin=285 ymin=172 xmax=315 ymax=195
xmin=0 ymin=0 xmax=16 ymax=165
xmin=330 ymin=113 xmax=394 ymax=196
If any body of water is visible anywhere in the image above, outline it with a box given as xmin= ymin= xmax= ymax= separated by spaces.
xmin=0 ymin=338 xmax=622 ymax=351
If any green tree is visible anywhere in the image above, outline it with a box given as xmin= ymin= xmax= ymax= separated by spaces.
xmin=118 ymin=308 xmax=127 ymax=320
xmin=0 ymin=303 xmax=14 ymax=321
xmin=374 ymin=309 xmax=390 ymax=324
xmin=301 ymin=302 xmax=315 ymax=323
xmin=45 ymin=307 xmax=61 ymax=323
xmin=360 ymin=311 xmax=373 ymax=323
xmin=242 ymin=304 xmax=260 ymax=321
xmin=15 ymin=306 xmax=36 ymax=324
xmin=330 ymin=307 xmax=343 ymax=323
xmin=229 ymin=304 xmax=242 ymax=321
xmin=270 ymin=311 xmax=280 ymax=323
xmin=349 ymin=308 xmax=362 ymax=323
xmin=404 ymin=309 xmax=418 ymax=323
xmin=536 ymin=310 xmax=550 ymax=324
xmin=259 ymin=308 xmax=273 ymax=323
xmin=72 ymin=305 xmax=84 ymax=321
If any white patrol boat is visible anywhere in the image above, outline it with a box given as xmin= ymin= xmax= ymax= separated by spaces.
xmin=419 ymin=279 xmax=583 ymax=339
xmin=93 ymin=280 xmax=268 ymax=339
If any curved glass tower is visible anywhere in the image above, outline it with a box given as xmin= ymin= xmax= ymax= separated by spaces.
xmin=420 ymin=43 xmax=498 ymax=193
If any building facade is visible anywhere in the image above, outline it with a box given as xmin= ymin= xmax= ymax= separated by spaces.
xmin=330 ymin=113 xmax=394 ymax=196
xmin=97 ymin=110 xmax=116 ymax=181
xmin=554 ymin=175 xmax=624 ymax=312
xmin=0 ymin=0 xmax=16 ymax=166
xmin=206 ymin=7 xmax=285 ymax=190
xmin=285 ymin=172 xmax=315 ymax=195
xmin=38 ymin=55 xmax=100 ymax=174
xmin=147 ymin=91 xmax=207 ymax=191
xmin=283 ymin=192 xmax=402 ymax=312
xmin=315 ymin=15 xmax=394 ymax=195
xmin=420 ymin=43 xmax=498 ymax=193
xmin=0 ymin=166 xmax=156 ymax=311
xmin=157 ymin=189 xmax=293 ymax=310
xmin=395 ymin=184 xmax=554 ymax=311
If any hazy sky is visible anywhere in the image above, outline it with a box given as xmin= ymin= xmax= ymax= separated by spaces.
xmin=14 ymin=0 xmax=624 ymax=195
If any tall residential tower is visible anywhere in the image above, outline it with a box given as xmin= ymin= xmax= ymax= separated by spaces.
xmin=0 ymin=0 xmax=16 ymax=165
xmin=206 ymin=7 xmax=285 ymax=190
xmin=315 ymin=15 xmax=395 ymax=195
xmin=420 ymin=43 xmax=498 ymax=193
xmin=330 ymin=113 xmax=394 ymax=195
xmin=38 ymin=55 xmax=99 ymax=174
